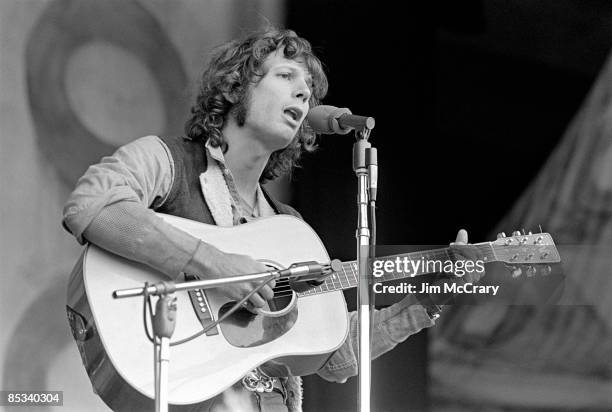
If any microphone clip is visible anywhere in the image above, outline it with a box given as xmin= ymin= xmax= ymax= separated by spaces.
xmin=284 ymin=259 xmax=342 ymax=292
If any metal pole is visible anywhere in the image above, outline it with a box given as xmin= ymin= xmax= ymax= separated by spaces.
xmin=155 ymin=337 xmax=170 ymax=412
xmin=152 ymin=295 xmax=177 ymax=412
xmin=353 ymin=130 xmax=373 ymax=412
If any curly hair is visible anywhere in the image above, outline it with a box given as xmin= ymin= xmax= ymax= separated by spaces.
xmin=184 ymin=27 xmax=328 ymax=182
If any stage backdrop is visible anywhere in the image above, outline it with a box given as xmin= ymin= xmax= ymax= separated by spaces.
xmin=431 ymin=50 xmax=612 ymax=411
xmin=0 ymin=1 xmax=285 ymax=410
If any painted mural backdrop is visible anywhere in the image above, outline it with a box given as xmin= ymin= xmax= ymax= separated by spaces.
xmin=0 ymin=1 xmax=283 ymax=410
xmin=431 ymin=52 xmax=612 ymax=411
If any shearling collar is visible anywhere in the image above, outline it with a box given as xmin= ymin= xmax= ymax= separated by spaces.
xmin=200 ymin=141 xmax=276 ymax=227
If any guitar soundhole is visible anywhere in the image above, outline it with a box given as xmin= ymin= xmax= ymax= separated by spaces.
xmin=218 ymin=274 xmax=298 ymax=348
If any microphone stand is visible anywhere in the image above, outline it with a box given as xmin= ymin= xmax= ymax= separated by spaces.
xmin=113 ymin=270 xmax=279 ymax=412
xmin=353 ymin=124 xmax=376 ymax=412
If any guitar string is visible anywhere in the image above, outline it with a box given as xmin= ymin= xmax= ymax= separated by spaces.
xmin=271 ymin=250 xmax=466 ymax=298
xmin=268 ymin=244 xmax=547 ymax=299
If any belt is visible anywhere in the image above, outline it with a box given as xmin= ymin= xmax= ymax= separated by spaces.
xmin=242 ymin=368 xmax=286 ymax=401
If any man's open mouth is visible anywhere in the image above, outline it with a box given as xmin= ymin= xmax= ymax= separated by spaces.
xmin=284 ymin=107 xmax=303 ymax=123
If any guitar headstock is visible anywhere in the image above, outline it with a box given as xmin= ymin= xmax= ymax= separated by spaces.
xmin=488 ymin=230 xmax=561 ymax=278
xmin=491 ymin=230 xmax=560 ymax=272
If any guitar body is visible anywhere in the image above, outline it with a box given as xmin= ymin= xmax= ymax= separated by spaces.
xmin=66 ymin=214 xmax=349 ymax=411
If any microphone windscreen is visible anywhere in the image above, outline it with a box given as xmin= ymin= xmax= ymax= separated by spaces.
xmin=306 ymin=105 xmax=352 ymax=134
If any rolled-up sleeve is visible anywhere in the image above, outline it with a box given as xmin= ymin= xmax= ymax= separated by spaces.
xmin=62 ymin=135 xmax=173 ymax=243
xmin=317 ymin=296 xmax=435 ymax=383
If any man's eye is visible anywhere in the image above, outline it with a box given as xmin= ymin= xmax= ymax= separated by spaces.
xmin=279 ymin=72 xmax=291 ymax=79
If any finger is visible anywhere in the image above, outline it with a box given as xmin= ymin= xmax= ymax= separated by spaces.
xmin=249 ymin=293 xmax=266 ymax=308
xmin=243 ymin=301 xmax=259 ymax=314
xmin=259 ymin=284 xmax=275 ymax=301
xmin=453 ymin=229 xmax=468 ymax=245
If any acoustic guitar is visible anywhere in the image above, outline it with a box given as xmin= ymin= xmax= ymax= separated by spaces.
xmin=66 ymin=213 xmax=560 ymax=411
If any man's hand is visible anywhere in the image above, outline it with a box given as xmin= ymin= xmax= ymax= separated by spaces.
xmin=450 ymin=229 xmax=486 ymax=283
xmin=186 ymin=242 xmax=276 ymax=312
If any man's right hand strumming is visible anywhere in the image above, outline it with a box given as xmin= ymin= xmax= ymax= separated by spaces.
xmin=186 ymin=241 xmax=276 ymax=312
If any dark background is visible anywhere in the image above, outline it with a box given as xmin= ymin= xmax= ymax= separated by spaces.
xmin=286 ymin=1 xmax=612 ymax=410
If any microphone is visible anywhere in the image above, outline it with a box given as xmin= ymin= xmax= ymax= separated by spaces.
xmin=284 ymin=259 xmax=342 ymax=292
xmin=307 ymin=105 xmax=375 ymax=135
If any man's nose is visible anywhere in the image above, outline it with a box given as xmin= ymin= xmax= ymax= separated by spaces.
xmin=293 ymin=81 xmax=311 ymax=103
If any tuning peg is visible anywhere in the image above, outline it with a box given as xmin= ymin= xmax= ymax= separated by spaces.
xmin=526 ymin=266 xmax=536 ymax=277
xmin=512 ymin=230 xmax=521 ymax=236
xmin=497 ymin=232 xmax=506 ymax=239
xmin=540 ymin=265 xmax=552 ymax=276
xmin=505 ymin=264 xmax=522 ymax=278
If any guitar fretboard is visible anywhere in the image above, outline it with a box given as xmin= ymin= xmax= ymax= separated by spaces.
xmin=296 ymin=243 xmax=496 ymax=297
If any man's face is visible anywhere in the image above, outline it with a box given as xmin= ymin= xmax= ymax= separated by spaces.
xmin=239 ymin=49 xmax=312 ymax=152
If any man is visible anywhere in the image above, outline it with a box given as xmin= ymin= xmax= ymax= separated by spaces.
xmin=63 ymin=27 xmax=477 ymax=412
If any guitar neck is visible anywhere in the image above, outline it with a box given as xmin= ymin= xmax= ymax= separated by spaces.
xmin=297 ymin=242 xmax=496 ymax=297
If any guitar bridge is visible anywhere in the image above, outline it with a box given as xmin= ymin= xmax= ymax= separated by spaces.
xmin=185 ymin=274 xmax=219 ymax=336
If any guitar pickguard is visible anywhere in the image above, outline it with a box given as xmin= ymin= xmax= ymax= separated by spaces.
xmin=217 ymin=301 xmax=298 ymax=348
